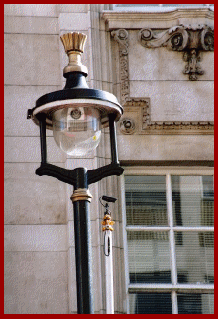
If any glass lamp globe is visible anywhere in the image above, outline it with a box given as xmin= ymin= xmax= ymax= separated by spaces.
xmin=52 ymin=106 xmax=101 ymax=157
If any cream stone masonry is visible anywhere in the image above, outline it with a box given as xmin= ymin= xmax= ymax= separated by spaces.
xmin=59 ymin=13 xmax=91 ymax=31
xmin=58 ymin=4 xmax=89 ymax=13
xmin=4 ymin=4 xmax=58 ymax=17
xmin=4 ymin=251 xmax=68 ymax=314
xmin=4 ymin=163 xmax=66 ymax=225
xmin=92 ymin=246 xmax=104 ymax=313
xmin=67 ymin=220 xmax=75 ymax=249
xmin=4 ymin=225 xmax=67 ymax=252
xmin=112 ymin=247 xmax=125 ymax=313
xmin=130 ymin=81 xmax=214 ymax=123
xmin=4 ymin=4 xmax=69 ymax=315
xmin=90 ymin=12 xmax=103 ymax=83
xmin=117 ymin=135 xmax=214 ymax=161
xmin=4 ymin=85 xmax=59 ymax=137
xmin=4 ymin=16 xmax=59 ymax=35
xmin=67 ymin=247 xmax=77 ymax=313
xmin=4 ymin=34 xmax=61 ymax=86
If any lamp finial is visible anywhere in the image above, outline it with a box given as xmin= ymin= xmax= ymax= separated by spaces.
xmin=60 ymin=32 xmax=88 ymax=75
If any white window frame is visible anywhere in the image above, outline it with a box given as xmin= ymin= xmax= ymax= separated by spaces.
xmin=120 ymin=167 xmax=214 ymax=314
xmin=112 ymin=4 xmax=214 ymax=12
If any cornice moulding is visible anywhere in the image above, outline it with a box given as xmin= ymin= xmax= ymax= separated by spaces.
xmin=101 ymin=8 xmax=214 ymax=31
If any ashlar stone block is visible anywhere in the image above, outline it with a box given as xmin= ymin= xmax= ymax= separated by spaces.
xmin=92 ymin=246 xmax=104 ymax=312
xmin=117 ymin=134 xmax=214 ymax=161
xmin=58 ymin=4 xmax=89 ymax=13
xmin=4 ymin=225 xmax=67 ymax=252
xmin=4 ymin=251 xmax=68 ymax=314
xmin=4 ymin=4 xmax=58 ymax=17
xmin=4 ymin=34 xmax=61 ymax=86
xmin=130 ymin=80 xmax=214 ymax=122
xmin=4 ymin=85 xmax=60 ymax=137
xmin=67 ymin=247 xmax=77 ymax=313
xmin=59 ymin=13 xmax=91 ymax=31
xmin=4 ymin=16 xmax=58 ymax=35
xmin=4 ymin=163 xmax=67 ymax=225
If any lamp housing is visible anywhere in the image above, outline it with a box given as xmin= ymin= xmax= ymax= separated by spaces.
xmin=28 ymin=32 xmax=123 ymax=157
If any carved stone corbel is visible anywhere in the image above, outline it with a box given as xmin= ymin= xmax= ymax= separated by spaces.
xmin=138 ymin=24 xmax=214 ymax=80
xmin=111 ymin=28 xmax=128 ymax=56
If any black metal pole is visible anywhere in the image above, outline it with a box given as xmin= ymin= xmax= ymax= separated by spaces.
xmin=72 ymin=168 xmax=94 ymax=314
xmin=109 ymin=114 xmax=119 ymax=164
xmin=38 ymin=114 xmax=47 ymax=164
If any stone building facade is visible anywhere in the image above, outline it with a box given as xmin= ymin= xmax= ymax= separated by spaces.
xmin=4 ymin=4 xmax=214 ymax=314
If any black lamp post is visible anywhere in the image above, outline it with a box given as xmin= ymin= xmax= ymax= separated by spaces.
xmin=27 ymin=32 xmax=123 ymax=314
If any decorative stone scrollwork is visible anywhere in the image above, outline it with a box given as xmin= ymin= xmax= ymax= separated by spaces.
xmin=111 ymin=28 xmax=128 ymax=56
xmin=111 ymin=28 xmax=214 ymax=135
xmin=111 ymin=29 xmax=129 ymax=105
xmin=120 ymin=118 xmax=135 ymax=134
xmin=138 ymin=24 xmax=214 ymax=80
xmin=201 ymin=27 xmax=214 ymax=51
xmin=124 ymin=98 xmax=151 ymax=129
xmin=139 ymin=25 xmax=189 ymax=51
xmin=183 ymin=50 xmax=204 ymax=81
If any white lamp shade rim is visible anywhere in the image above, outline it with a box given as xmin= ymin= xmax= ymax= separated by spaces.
xmin=32 ymin=98 xmax=122 ymax=130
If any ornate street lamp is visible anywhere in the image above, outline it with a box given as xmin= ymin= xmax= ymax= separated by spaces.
xmin=27 ymin=32 xmax=123 ymax=314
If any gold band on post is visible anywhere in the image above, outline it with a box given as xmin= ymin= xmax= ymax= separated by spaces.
xmin=70 ymin=188 xmax=93 ymax=203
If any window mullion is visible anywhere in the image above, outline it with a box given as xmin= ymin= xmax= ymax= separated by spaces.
xmin=126 ymin=226 xmax=170 ymax=231
xmin=166 ymin=174 xmax=178 ymax=314
xmin=120 ymin=175 xmax=131 ymax=314
xmin=172 ymin=291 xmax=178 ymax=314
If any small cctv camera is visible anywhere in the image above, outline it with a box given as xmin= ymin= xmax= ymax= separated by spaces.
xmin=102 ymin=195 xmax=117 ymax=203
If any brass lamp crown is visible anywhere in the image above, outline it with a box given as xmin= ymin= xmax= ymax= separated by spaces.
xmin=60 ymin=32 xmax=88 ymax=75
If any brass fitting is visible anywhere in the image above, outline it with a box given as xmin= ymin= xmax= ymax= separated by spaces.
xmin=70 ymin=188 xmax=93 ymax=203
xmin=60 ymin=32 xmax=88 ymax=75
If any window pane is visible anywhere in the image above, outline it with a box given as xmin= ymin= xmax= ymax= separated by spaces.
xmin=175 ymin=232 xmax=214 ymax=284
xmin=172 ymin=176 xmax=214 ymax=227
xmin=125 ymin=176 xmax=167 ymax=226
xmin=178 ymin=294 xmax=214 ymax=314
xmin=127 ymin=231 xmax=171 ymax=283
xmin=129 ymin=293 xmax=172 ymax=314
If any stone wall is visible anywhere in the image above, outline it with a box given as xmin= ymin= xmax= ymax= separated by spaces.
xmin=4 ymin=4 xmax=68 ymax=314
xmin=102 ymin=9 xmax=214 ymax=162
